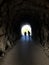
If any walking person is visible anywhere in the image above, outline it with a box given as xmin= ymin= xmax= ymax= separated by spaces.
xmin=28 ymin=31 xmax=30 ymax=40
xmin=24 ymin=32 xmax=26 ymax=39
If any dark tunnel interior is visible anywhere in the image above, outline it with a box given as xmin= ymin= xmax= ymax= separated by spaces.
xmin=0 ymin=0 xmax=49 ymax=65
xmin=1 ymin=13 xmax=48 ymax=41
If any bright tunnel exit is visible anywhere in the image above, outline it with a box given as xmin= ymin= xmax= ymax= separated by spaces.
xmin=21 ymin=24 xmax=32 ymax=36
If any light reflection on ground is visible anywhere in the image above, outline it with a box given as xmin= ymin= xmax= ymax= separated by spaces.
xmin=20 ymin=35 xmax=32 ymax=42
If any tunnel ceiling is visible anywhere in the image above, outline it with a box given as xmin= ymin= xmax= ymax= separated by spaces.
xmin=0 ymin=0 xmax=49 ymax=26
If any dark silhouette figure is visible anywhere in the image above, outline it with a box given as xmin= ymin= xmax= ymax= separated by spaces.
xmin=28 ymin=31 xmax=30 ymax=36
xmin=28 ymin=31 xmax=30 ymax=40
xmin=24 ymin=32 xmax=26 ymax=39
xmin=24 ymin=32 xmax=26 ymax=36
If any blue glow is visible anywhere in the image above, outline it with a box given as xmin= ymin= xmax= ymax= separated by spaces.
xmin=20 ymin=35 xmax=32 ymax=42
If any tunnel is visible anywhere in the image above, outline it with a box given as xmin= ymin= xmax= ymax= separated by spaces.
xmin=0 ymin=0 xmax=49 ymax=65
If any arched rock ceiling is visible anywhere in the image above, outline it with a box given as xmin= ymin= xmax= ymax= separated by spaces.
xmin=0 ymin=0 xmax=49 ymax=23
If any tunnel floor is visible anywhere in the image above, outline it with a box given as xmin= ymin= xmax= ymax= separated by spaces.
xmin=0 ymin=39 xmax=49 ymax=65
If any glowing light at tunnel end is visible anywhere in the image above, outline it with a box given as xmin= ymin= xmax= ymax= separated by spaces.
xmin=21 ymin=24 xmax=32 ymax=36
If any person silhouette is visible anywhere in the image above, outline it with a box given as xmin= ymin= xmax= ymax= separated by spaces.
xmin=24 ymin=32 xmax=26 ymax=39
xmin=28 ymin=31 xmax=30 ymax=37
xmin=28 ymin=31 xmax=30 ymax=40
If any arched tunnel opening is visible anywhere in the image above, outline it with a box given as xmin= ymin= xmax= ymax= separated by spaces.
xmin=21 ymin=24 xmax=32 ymax=36
xmin=20 ymin=23 xmax=32 ymax=41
